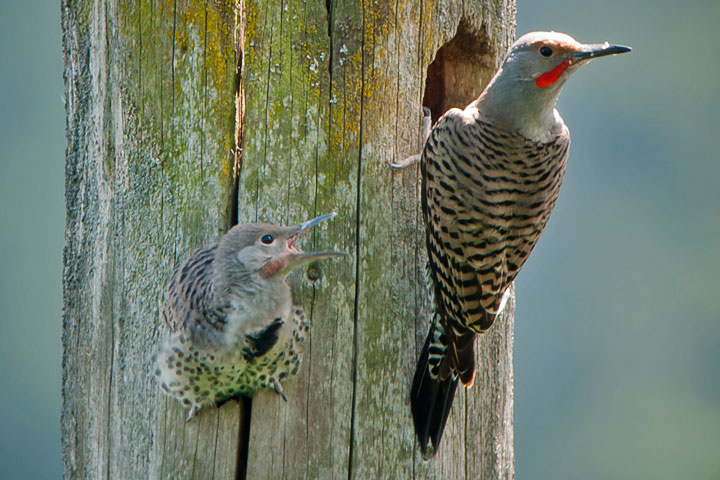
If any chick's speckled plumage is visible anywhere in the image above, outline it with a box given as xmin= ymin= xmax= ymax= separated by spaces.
xmin=155 ymin=213 xmax=342 ymax=421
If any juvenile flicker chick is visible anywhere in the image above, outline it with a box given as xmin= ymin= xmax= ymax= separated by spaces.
xmin=156 ymin=212 xmax=344 ymax=421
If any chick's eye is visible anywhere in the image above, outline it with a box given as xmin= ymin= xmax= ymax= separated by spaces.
xmin=260 ymin=234 xmax=274 ymax=245
xmin=539 ymin=45 xmax=553 ymax=57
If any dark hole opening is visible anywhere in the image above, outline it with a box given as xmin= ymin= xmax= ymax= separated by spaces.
xmin=422 ymin=18 xmax=497 ymax=124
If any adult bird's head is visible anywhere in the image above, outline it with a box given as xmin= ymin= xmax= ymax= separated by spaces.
xmin=218 ymin=212 xmax=345 ymax=280
xmin=477 ymin=31 xmax=631 ymax=139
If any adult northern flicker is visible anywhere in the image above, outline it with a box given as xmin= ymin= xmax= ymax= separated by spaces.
xmin=156 ymin=212 xmax=344 ymax=421
xmin=403 ymin=31 xmax=631 ymax=457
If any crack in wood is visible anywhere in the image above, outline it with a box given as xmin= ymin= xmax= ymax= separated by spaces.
xmin=346 ymin=4 xmax=365 ymax=477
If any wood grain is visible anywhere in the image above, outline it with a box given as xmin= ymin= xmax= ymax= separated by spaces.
xmin=62 ymin=0 xmax=516 ymax=477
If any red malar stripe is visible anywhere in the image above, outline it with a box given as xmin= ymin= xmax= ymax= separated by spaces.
xmin=535 ymin=59 xmax=572 ymax=88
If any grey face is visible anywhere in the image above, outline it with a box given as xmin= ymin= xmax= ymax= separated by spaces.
xmin=224 ymin=213 xmax=345 ymax=278
xmin=502 ymin=31 xmax=631 ymax=89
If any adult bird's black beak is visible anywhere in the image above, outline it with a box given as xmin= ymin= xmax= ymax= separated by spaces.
xmin=572 ymin=43 xmax=632 ymax=61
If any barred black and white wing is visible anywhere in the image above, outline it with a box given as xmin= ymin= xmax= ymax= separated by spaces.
xmin=412 ymin=106 xmax=570 ymax=457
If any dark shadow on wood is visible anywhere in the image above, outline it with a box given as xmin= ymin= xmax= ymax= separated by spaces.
xmin=422 ymin=18 xmax=496 ymax=123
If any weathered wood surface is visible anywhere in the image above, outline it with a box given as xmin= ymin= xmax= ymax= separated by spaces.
xmin=61 ymin=1 xmax=242 ymax=478
xmin=241 ymin=1 xmax=516 ymax=478
xmin=62 ymin=0 xmax=516 ymax=478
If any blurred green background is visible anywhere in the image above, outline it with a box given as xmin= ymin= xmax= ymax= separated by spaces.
xmin=515 ymin=1 xmax=720 ymax=479
xmin=1 ymin=0 xmax=717 ymax=478
xmin=0 ymin=1 xmax=65 ymax=478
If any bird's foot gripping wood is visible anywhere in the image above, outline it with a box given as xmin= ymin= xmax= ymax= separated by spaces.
xmin=185 ymin=405 xmax=200 ymax=422
xmin=388 ymin=107 xmax=431 ymax=169
xmin=271 ymin=377 xmax=288 ymax=401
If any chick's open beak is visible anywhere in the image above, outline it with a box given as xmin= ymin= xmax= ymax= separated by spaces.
xmin=284 ymin=212 xmax=346 ymax=270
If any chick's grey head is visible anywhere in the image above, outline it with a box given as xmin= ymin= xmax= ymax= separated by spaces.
xmin=216 ymin=212 xmax=344 ymax=281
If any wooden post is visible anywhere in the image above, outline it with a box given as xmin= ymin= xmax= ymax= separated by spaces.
xmin=62 ymin=0 xmax=516 ymax=478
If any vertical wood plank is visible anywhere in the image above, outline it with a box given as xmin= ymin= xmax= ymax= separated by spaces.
xmin=62 ymin=0 xmax=241 ymax=477
xmin=241 ymin=0 xmax=516 ymax=478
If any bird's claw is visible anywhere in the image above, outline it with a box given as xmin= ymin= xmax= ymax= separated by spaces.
xmin=185 ymin=405 xmax=200 ymax=422
xmin=388 ymin=154 xmax=421 ymax=170
xmin=271 ymin=377 xmax=288 ymax=401
xmin=421 ymin=107 xmax=432 ymax=140
xmin=387 ymin=106 xmax=432 ymax=170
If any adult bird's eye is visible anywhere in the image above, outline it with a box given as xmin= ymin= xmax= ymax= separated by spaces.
xmin=539 ymin=45 xmax=553 ymax=57
xmin=260 ymin=234 xmax=274 ymax=245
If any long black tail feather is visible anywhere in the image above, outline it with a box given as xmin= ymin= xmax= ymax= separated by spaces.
xmin=410 ymin=320 xmax=458 ymax=458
